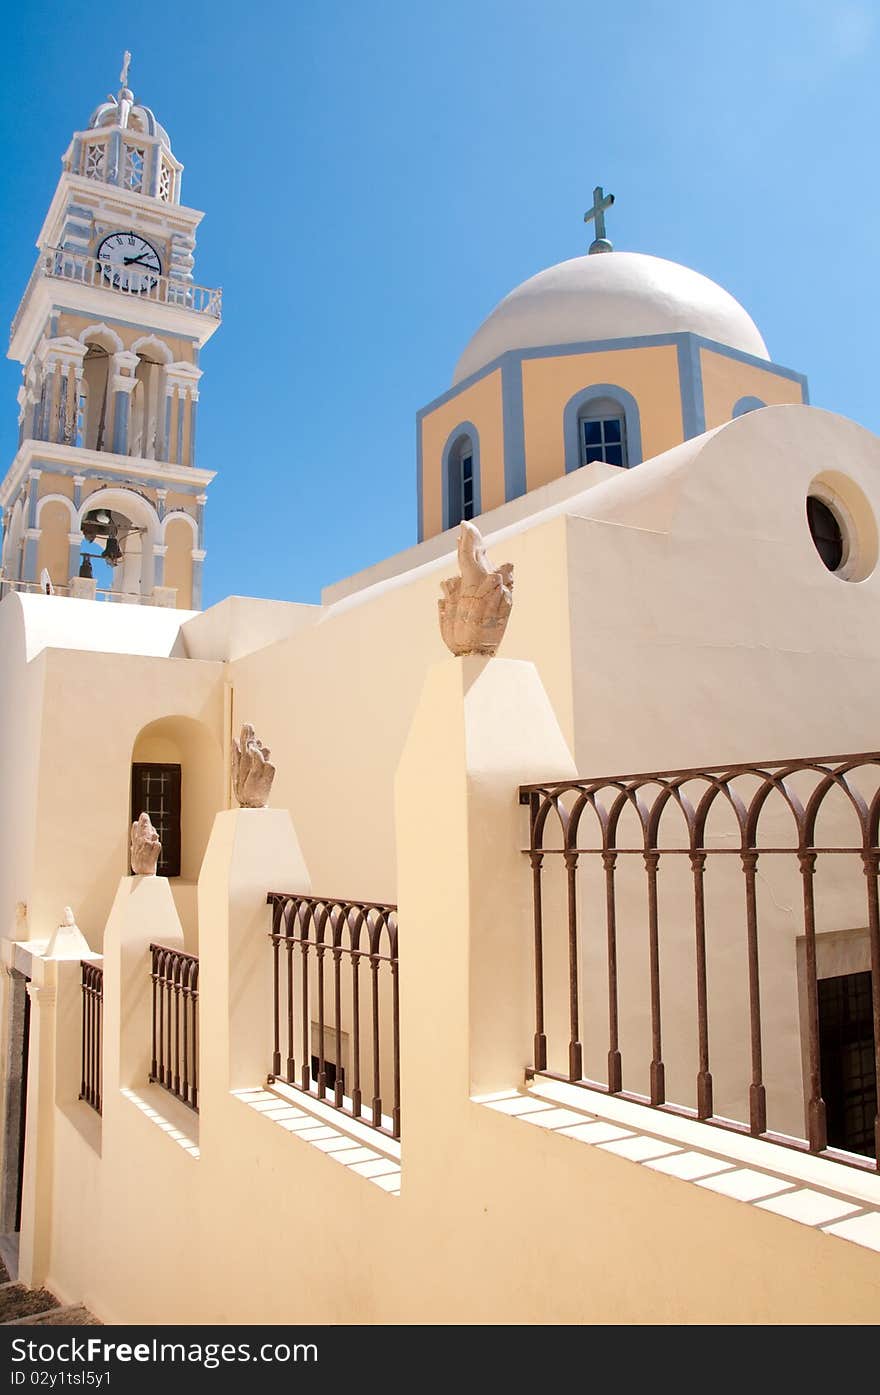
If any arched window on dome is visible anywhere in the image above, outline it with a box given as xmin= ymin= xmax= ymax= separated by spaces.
xmin=442 ymin=424 xmax=481 ymax=530
xmin=732 ymin=395 xmax=767 ymax=418
xmin=578 ymin=396 xmax=627 ymax=467
xmin=563 ymin=384 xmax=642 ymax=475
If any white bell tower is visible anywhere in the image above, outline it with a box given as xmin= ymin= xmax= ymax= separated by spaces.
xmin=0 ymin=54 xmax=221 ymax=609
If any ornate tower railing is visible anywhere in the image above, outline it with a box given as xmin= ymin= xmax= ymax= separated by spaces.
xmin=10 ymin=246 xmax=222 ymax=344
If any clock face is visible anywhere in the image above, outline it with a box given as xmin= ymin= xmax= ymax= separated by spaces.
xmin=96 ymin=232 xmax=162 ymax=293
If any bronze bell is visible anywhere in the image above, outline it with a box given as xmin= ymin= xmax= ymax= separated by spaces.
xmin=102 ymin=535 xmax=122 ymax=565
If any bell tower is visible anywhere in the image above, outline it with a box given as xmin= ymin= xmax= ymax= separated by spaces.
xmin=0 ymin=54 xmax=221 ymax=608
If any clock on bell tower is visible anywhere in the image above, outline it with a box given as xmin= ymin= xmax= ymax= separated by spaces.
xmin=0 ymin=53 xmax=221 ymax=609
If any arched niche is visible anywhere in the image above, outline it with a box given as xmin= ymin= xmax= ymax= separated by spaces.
xmin=3 ymin=497 xmax=26 ymax=583
xmin=130 ymin=336 xmax=173 ymax=460
xmin=78 ymin=487 xmax=160 ymax=598
xmin=36 ymin=498 xmax=74 ymax=587
xmin=163 ymin=514 xmax=197 ymax=608
xmin=130 ymin=714 xmax=223 ymax=896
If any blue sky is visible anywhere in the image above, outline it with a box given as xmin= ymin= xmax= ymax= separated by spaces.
xmin=0 ymin=1 xmax=877 ymax=606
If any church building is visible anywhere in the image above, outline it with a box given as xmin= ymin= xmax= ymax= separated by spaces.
xmin=0 ymin=63 xmax=878 ymax=1326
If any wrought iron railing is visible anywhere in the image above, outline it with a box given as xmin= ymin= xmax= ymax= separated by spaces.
xmin=149 ymin=944 xmax=199 ymax=1112
xmin=520 ymin=753 xmax=880 ymax=1172
xmin=79 ymin=961 xmax=103 ymax=1115
xmin=10 ymin=245 xmax=222 ymax=342
xmin=267 ymin=892 xmax=400 ymax=1140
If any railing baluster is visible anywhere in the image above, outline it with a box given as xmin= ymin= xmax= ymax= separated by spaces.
xmin=564 ymin=849 xmax=583 ymax=1081
xmin=530 ymin=848 xmax=547 ymax=1072
xmin=333 ymin=918 xmax=344 ymax=1108
xmin=316 ymin=911 xmax=327 ymax=1099
xmin=285 ymin=907 xmax=295 ymax=1083
xmin=351 ymin=937 xmax=362 ymax=1120
xmin=299 ymin=909 xmax=311 ymax=1092
xmin=690 ymin=850 xmax=713 ymax=1119
xmin=602 ymin=849 xmax=622 ymax=1093
xmin=370 ymin=947 xmax=382 ymax=1128
xmin=173 ymin=960 xmax=182 ymax=1098
xmin=862 ymin=850 xmax=880 ymax=1170
xmin=799 ymin=850 xmax=828 ymax=1152
xmin=391 ymin=923 xmax=401 ymax=1140
xmin=80 ymin=965 xmax=88 ymax=1101
xmin=270 ymin=897 xmax=281 ymax=1078
xmin=644 ymin=849 xmax=665 ymax=1106
xmin=740 ymin=849 xmax=766 ymax=1135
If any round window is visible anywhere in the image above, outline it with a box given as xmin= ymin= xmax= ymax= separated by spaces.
xmin=806 ymin=495 xmax=844 ymax=572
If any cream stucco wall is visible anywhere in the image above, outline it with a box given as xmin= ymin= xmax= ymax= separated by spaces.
xmin=420 ymin=369 xmax=504 ymax=539
xmin=701 ymin=347 xmax=804 ymax=429
xmin=226 ymin=514 xmax=575 ymax=899
xmin=522 ymin=344 xmax=682 ymax=490
xmin=163 ymin=515 xmax=194 ymax=609
xmin=0 ymin=599 xmax=224 ymax=952
xmin=36 ymin=501 xmax=71 ymax=585
xmin=11 ymin=664 xmax=880 ymax=1326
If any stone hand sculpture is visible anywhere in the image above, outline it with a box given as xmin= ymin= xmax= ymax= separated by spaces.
xmin=232 ymin=723 xmax=276 ymax=808
xmin=438 ymin=520 xmax=514 ymax=657
xmin=130 ymin=812 xmax=162 ymax=875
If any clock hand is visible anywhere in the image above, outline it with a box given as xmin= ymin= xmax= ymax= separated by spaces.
xmin=123 ymin=253 xmax=157 ymax=267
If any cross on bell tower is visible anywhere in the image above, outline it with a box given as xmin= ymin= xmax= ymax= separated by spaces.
xmin=584 ymin=185 xmax=615 ymax=255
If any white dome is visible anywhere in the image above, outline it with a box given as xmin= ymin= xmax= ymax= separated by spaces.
xmin=453 ymin=251 xmax=769 ymax=384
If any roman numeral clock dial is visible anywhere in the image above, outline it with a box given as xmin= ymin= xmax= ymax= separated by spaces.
xmin=96 ymin=231 xmax=162 ymax=292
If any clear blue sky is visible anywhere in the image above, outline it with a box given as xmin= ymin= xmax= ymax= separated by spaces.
xmin=1 ymin=1 xmax=877 ymax=606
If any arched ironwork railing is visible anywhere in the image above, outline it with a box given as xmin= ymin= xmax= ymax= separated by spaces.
xmin=520 ymin=752 xmax=880 ymax=1172
xmin=79 ymin=961 xmax=104 ymax=1115
xmin=149 ymin=944 xmax=199 ymax=1112
xmin=267 ymin=892 xmax=400 ymax=1140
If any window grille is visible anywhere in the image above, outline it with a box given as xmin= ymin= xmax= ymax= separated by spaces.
xmin=123 ymin=145 xmax=146 ymax=193
xmin=131 ymin=763 xmax=182 ymax=878
xmin=580 ymin=413 xmax=627 ymax=467
xmin=84 ymin=142 xmax=106 ymax=181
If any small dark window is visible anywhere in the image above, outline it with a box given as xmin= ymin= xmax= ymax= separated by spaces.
xmin=448 ymin=434 xmax=476 ymax=527
xmin=807 ymin=496 xmax=844 ymax=572
xmin=818 ymin=971 xmax=877 ymax=1158
xmin=131 ymin=763 xmax=182 ymax=878
xmin=461 ymin=453 xmax=474 ymax=517
xmin=580 ymin=412 xmax=626 ymax=468
xmin=311 ymin=1054 xmax=345 ymax=1093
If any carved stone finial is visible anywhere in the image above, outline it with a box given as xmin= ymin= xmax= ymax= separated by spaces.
xmin=232 ymin=724 xmax=276 ymax=808
xmin=43 ymin=906 xmax=93 ymax=961
xmin=438 ymin=521 xmax=514 ymax=657
xmin=130 ymin=812 xmax=161 ymax=875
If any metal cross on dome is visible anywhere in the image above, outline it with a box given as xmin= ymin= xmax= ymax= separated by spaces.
xmin=119 ymin=51 xmax=132 ymax=88
xmin=584 ymin=185 xmax=615 ymax=254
